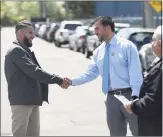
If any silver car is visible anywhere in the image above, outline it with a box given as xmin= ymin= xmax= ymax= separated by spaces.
xmin=139 ymin=43 xmax=156 ymax=72
xmin=69 ymin=25 xmax=89 ymax=53
xmin=117 ymin=27 xmax=154 ymax=51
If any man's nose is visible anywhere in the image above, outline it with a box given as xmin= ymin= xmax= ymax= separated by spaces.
xmin=32 ymin=33 xmax=35 ymax=39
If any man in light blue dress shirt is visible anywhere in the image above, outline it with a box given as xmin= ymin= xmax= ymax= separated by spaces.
xmin=64 ymin=16 xmax=143 ymax=136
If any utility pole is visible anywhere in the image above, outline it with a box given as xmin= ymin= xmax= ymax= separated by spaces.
xmin=64 ymin=2 xmax=69 ymax=20
xmin=142 ymin=1 xmax=145 ymax=28
xmin=39 ymin=1 xmax=46 ymax=18
xmin=142 ymin=1 xmax=156 ymax=28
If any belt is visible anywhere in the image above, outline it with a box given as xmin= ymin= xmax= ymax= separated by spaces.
xmin=108 ymin=88 xmax=131 ymax=95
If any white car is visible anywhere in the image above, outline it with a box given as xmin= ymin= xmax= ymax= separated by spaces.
xmin=37 ymin=24 xmax=50 ymax=39
xmin=117 ymin=27 xmax=154 ymax=51
xmin=114 ymin=23 xmax=130 ymax=33
xmin=85 ymin=26 xmax=101 ymax=58
xmin=54 ymin=20 xmax=83 ymax=47
xmin=69 ymin=25 xmax=89 ymax=53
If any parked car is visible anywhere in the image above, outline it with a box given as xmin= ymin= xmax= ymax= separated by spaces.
xmin=69 ymin=25 xmax=89 ymax=53
xmin=37 ymin=23 xmax=50 ymax=39
xmin=34 ymin=22 xmax=46 ymax=36
xmin=46 ymin=23 xmax=59 ymax=42
xmin=139 ymin=43 xmax=156 ymax=72
xmin=85 ymin=26 xmax=101 ymax=58
xmin=30 ymin=17 xmax=47 ymax=25
xmin=117 ymin=27 xmax=154 ymax=51
xmin=114 ymin=23 xmax=130 ymax=33
xmin=54 ymin=20 xmax=83 ymax=47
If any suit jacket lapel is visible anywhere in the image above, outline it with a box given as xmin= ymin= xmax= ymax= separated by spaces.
xmin=13 ymin=41 xmax=34 ymax=61
xmin=13 ymin=41 xmax=42 ymax=68
xmin=31 ymin=52 xmax=41 ymax=68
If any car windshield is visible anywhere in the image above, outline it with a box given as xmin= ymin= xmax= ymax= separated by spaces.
xmin=115 ymin=28 xmax=121 ymax=34
xmin=129 ymin=32 xmax=153 ymax=51
xmin=64 ymin=24 xmax=82 ymax=30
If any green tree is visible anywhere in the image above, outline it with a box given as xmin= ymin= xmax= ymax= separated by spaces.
xmin=64 ymin=1 xmax=95 ymax=19
xmin=44 ymin=1 xmax=65 ymax=21
xmin=1 ymin=1 xmax=39 ymax=26
xmin=1 ymin=1 xmax=66 ymax=26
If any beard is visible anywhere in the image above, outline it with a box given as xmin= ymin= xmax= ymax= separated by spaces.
xmin=98 ymin=36 xmax=104 ymax=42
xmin=23 ymin=36 xmax=32 ymax=47
xmin=97 ymin=36 xmax=104 ymax=42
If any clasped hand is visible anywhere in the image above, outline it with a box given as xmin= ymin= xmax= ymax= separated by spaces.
xmin=60 ymin=77 xmax=72 ymax=89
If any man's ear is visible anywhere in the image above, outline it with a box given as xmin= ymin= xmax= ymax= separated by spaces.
xmin=17 ymin=30 xmax=23 ymax=39
xmin=105 ymin=25 xmax=111 ymax=32
xmin=17 ymin=30 xmax=22 ymax=35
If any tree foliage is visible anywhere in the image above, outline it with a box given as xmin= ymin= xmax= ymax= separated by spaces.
xmin=1 ymin=1 xmax=95 ymax=26
xmin=44 ymin=1 xmax=65 ymax=21
xmin=1 ymin=1 xmax=65 ymax=26
xmin=64 ymin=1 xmax=95 ymax=19
xmin=1 ymin=1 xmax=39 ymax=25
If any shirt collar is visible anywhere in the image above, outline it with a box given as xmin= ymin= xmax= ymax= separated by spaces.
xmin=105 ymin=33 xmax=117 ymax=46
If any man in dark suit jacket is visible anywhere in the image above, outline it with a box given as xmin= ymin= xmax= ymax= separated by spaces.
xmin=4 ymin=21 xmax=70 ymax=136
xmin=124 ymin=25 xmax=162 ymax=136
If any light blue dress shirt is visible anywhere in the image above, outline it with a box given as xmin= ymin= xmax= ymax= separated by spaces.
xmin=71 ymin=34 xmax=143 ymax=96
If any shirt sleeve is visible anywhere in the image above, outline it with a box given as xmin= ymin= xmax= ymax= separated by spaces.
xmin=11 ymin=47 xmax=63 ymax=85
xmin=71 ymin=51 xmax=99 ymax=86
xmin=127 ymin=41 xmax=143 ymax=96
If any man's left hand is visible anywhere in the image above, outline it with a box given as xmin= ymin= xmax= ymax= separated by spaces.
xmin=124 ymin=102 xmax=133 ymax=114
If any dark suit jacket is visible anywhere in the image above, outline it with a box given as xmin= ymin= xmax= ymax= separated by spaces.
xmin=4 ymin=41 xmax=63 ymax=105
xmin=131 ymin=58 xmax=162 ymax=136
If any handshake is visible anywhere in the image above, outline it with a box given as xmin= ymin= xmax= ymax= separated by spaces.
xmin=60 ymin=77 xmax=72 ymax=89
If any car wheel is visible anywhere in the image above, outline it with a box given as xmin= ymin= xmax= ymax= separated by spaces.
xmin=55 ymin=41 xmax=61 ymax=47
xmin=75 ymin=42 xmax=80 ymax=52
xmin=76 ymin=47 xmax=80 ymax=52
xmin=69 ymin=42 xmax=73 ymax=50
xmin=86 ymin=48 xmax=92 ymax=59
xmin=82 ymin=44 xmax=86 ymax=54
xmin=69 ymin=44 xmax=73 ymax=50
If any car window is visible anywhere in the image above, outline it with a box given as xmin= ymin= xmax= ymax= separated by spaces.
xmin=129 ymin=32 xmax=153 ymax=51
xmin=115 ymin=28 xmax=121 ymax=34
xmin=64 ymin=24 xmax=82 ymax=30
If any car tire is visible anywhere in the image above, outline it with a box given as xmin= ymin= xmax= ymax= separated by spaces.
xmin=55 ymin=40 xmax=61 ymax=47
xmin=76 ymin=47 xmax=80 ymax=52
xmin=75 ymin=42 xmax=80 ymax=52
xmin=86 ymin=48 xmax=92 ymax=59
xmin=82 ymin=44 xmax=86 ymax=54
xmin=69 ymin=45 xmax=73 ymax=50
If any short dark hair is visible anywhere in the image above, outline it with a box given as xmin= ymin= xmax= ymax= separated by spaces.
xmin=94 ymin=16 xmax=115 ymax=32
xmin=15 ymin=20 xmax=34 ymax=33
